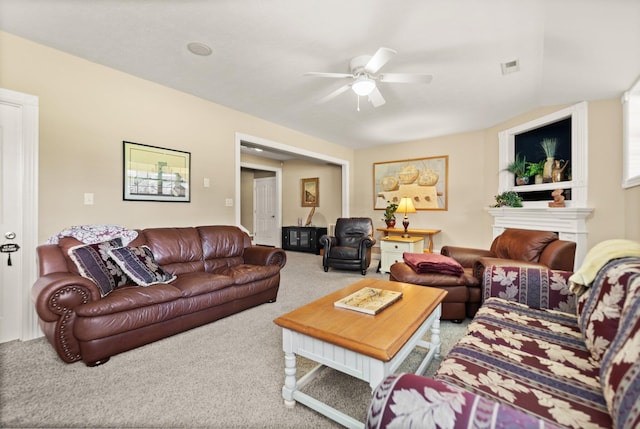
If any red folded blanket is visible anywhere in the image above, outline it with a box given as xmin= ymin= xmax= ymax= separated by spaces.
xmin=403 ymin=252 xmax=464 ymax=276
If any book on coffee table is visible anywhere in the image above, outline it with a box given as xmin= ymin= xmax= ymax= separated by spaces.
xmin=334 ymin=287 xmax=402 ymax=315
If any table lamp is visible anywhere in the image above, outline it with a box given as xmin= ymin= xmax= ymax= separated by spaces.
xmin=396 ymin=197 xmax=416 ymax=237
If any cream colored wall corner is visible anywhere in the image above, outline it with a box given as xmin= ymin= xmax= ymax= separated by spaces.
xmin=353 ymin=100 xmax=639 ymax=252
xmin=0 ymin=32 xmax=353 ymax=243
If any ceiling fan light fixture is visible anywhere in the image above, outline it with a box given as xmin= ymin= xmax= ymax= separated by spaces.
xmin=352 ymin=76 xmax=376 ymax=96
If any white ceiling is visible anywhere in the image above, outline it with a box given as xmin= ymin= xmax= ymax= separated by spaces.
xmin=1 ymin=0 xmax=639 ymax=150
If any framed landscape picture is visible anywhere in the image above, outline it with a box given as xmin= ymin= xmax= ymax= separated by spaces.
xmin=123 ymin=141 xmax=191 ymax=202
xmin=373 ymin=155 xmax=448 ymax=210
xmin=301 ymin=177 xmax=319 ymax=207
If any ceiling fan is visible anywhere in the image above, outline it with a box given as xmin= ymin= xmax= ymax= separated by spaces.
xmin=305 ymin=47 xmax=433 ymax=109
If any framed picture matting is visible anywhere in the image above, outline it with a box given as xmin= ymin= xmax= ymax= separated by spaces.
xmin=123 ymin=141 xmax=191 ymax=202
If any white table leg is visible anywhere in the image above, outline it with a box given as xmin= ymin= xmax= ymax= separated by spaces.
xmin=431 ymin=316 xmax=441 ymax=359
xmin=282 ymin=351 xmax=297 ymax=408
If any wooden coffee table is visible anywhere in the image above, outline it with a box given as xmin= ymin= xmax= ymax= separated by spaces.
xmin=273 ymin=278 xmax=447 ymax=428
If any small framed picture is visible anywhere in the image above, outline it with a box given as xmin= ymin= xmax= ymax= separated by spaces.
xmin=301 ymin=177 xmax=319 ymax=207
xmin=123 ymin=141 xmax=191 ymax=202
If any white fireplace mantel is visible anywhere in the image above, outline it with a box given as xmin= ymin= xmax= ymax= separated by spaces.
xmin=487 ymin=207 xmax=594 ymax=269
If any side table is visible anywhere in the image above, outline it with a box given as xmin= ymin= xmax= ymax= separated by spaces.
xmin=379 ymin=236 xmax=424 ymax=274
xmin=376 ymin=228 xmax=441 ymax=253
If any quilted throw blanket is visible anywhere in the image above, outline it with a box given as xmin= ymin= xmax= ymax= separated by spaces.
xmin=402 ymin=252 xmax=464 ymax=276
xmin=47 ymin=224 xmax=138 ymax=245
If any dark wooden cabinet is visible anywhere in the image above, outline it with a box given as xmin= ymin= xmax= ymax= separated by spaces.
xmin=282 ymin=226 xmax=327 ymax=255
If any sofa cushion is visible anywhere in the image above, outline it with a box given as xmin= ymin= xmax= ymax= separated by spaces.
xmin=491 ymin=229 xmax=558 ymax=262
xmin=435 ymin=298 xmax=611 ymax=429
xmin=482 ymin=265 xmax=576 ymax=313
xmin=170 ymin=272 xmax=234 ymax=297
xmin=68 ymin=238 xmax=130 ymax=297
xmin=142 ymin=227 xmax=205 ymax=274
xmin=598 ymin=259 xmax=640 ymax=429
xmin=213 ymin=264 xmax=281 ymax=285
xmin=577 ymin=257 xmax=640 ymax=363
xmin=108 ymin=246 xmax=177 ymax=286
xmin=75 ymin=283 xmax=183 ymax=317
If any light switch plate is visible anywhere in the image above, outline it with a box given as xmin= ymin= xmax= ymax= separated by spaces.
xmin=225 ymin=198 xmax=233 ymax=207
xmin=84 ymin=193 xmax=94 ymax=205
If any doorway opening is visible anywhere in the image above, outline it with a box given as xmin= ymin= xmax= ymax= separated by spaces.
xmin=235 ymin=133 xmax=350 ymax=248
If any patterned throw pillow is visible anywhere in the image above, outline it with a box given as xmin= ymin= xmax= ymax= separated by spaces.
xmin=68 ymin=238 xmax=130 ymax=297
xmin=108 ymin=246 xmax=176 ymax=286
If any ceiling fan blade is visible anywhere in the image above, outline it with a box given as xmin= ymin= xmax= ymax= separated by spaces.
xmin=305 ymin=72 xmax=354 ymax=79
xmin=364 ymin=47 xmax=397 ymax=74
xmin=318 ymin=84 xmax=351 ymax=104
xmin=379 ymin=73 xmax=433 ymax=84
xmin=368 ymin=87 xmax=386 ymax=107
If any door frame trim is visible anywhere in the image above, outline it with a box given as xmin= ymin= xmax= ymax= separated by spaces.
xmin=0 ymin=88 xmax=40 ymax=341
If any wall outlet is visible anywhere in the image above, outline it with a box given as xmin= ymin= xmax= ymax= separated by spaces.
xmin=225 ymin=198 xmax=233 ymax=207
xmin=203 ymin=177 xmax=210 ymax=188
xmin=84 ymin=193 xmax=94 ymax=205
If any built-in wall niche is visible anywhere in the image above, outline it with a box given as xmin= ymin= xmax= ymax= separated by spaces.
xmin=498 ymin=101 xmax=588 ymax=207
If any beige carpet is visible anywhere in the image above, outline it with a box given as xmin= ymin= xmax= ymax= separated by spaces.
xmin=0 ymin=252 xmax=469 ymax=428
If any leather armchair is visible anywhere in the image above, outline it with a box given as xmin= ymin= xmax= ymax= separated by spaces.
xmin=319 ymin=217 xmax=376 ymax=275
xmin=442 ymin=228 xmax=576 ymax=317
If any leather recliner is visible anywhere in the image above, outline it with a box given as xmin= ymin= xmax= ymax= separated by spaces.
xmin=320 ymin=218 xmax=376 ymax=275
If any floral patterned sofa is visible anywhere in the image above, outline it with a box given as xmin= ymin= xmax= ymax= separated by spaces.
xmin=366 ymin=241 xmax=640 ymax=429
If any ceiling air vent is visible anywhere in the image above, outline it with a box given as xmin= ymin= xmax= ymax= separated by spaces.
xmin=501 ymin=59 xmax=520 ymax=75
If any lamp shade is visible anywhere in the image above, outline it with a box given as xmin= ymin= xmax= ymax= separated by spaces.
xmin=397 ymin=197 xmax=416 ymax=214
xmin=352 ymin=76 xmax=376 ymax=96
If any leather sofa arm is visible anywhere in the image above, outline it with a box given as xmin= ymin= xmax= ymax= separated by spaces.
xmin=441 ymin=246 xmax=493 ymax=268
xmin=243 ymin=246 xmax=287 ymax=268
xmin=319 ymin=234 xmax=336 ymax=249
xmin=367 ymin=373 xmax=558 ymax=429
xmin=31 ymin=273 xmax=101 ymax=322
xmin=359 ymin=236 xmax=376 ymax=251
xmin=538 ymin=239 xmax=576 ymax=271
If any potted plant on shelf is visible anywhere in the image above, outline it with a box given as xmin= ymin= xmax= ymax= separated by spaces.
xmin=382 ymin=201 xmax=398 ymax=228
xmin=492 ymin=191 xmax=523 ymax=208
xmin=506 ymin=153 xmax=528 ymax=185
xmin=526 ymin=160 xmax=545 ymax=184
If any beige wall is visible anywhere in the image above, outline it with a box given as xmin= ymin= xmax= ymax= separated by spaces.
xmin=281 ymin=159 xmax=342 ymax=228
xmin=354 ymin=100 xmax=640 ymax=250
xmin=0 ymin=32 xmax=353 ymax=243
xmin=2 ymin=31 xmax=638 ymax=249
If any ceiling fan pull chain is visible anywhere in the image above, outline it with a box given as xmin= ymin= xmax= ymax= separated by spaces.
xmin=357 ymin=95 xmax=360 ymax=112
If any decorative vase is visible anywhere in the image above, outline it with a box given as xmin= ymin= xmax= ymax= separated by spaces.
xmin=543 ymin=157 xmax=554 ymax=182
xmin=385 ymin=219 xmax=396 ymax=228
xmin=516 ymin=176 xmax=529 ymax=186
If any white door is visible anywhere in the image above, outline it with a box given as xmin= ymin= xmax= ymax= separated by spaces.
xmin=0 ymin=88 xmax=39 ymax=343
xmin=254 ymin=176 xmax=278 ymax=247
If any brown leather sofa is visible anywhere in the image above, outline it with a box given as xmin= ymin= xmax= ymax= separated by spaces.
xmin=389 ymin=228 xmax=576 ymax=321
xmin=32 ymin=225 xmax=286 ymax=366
